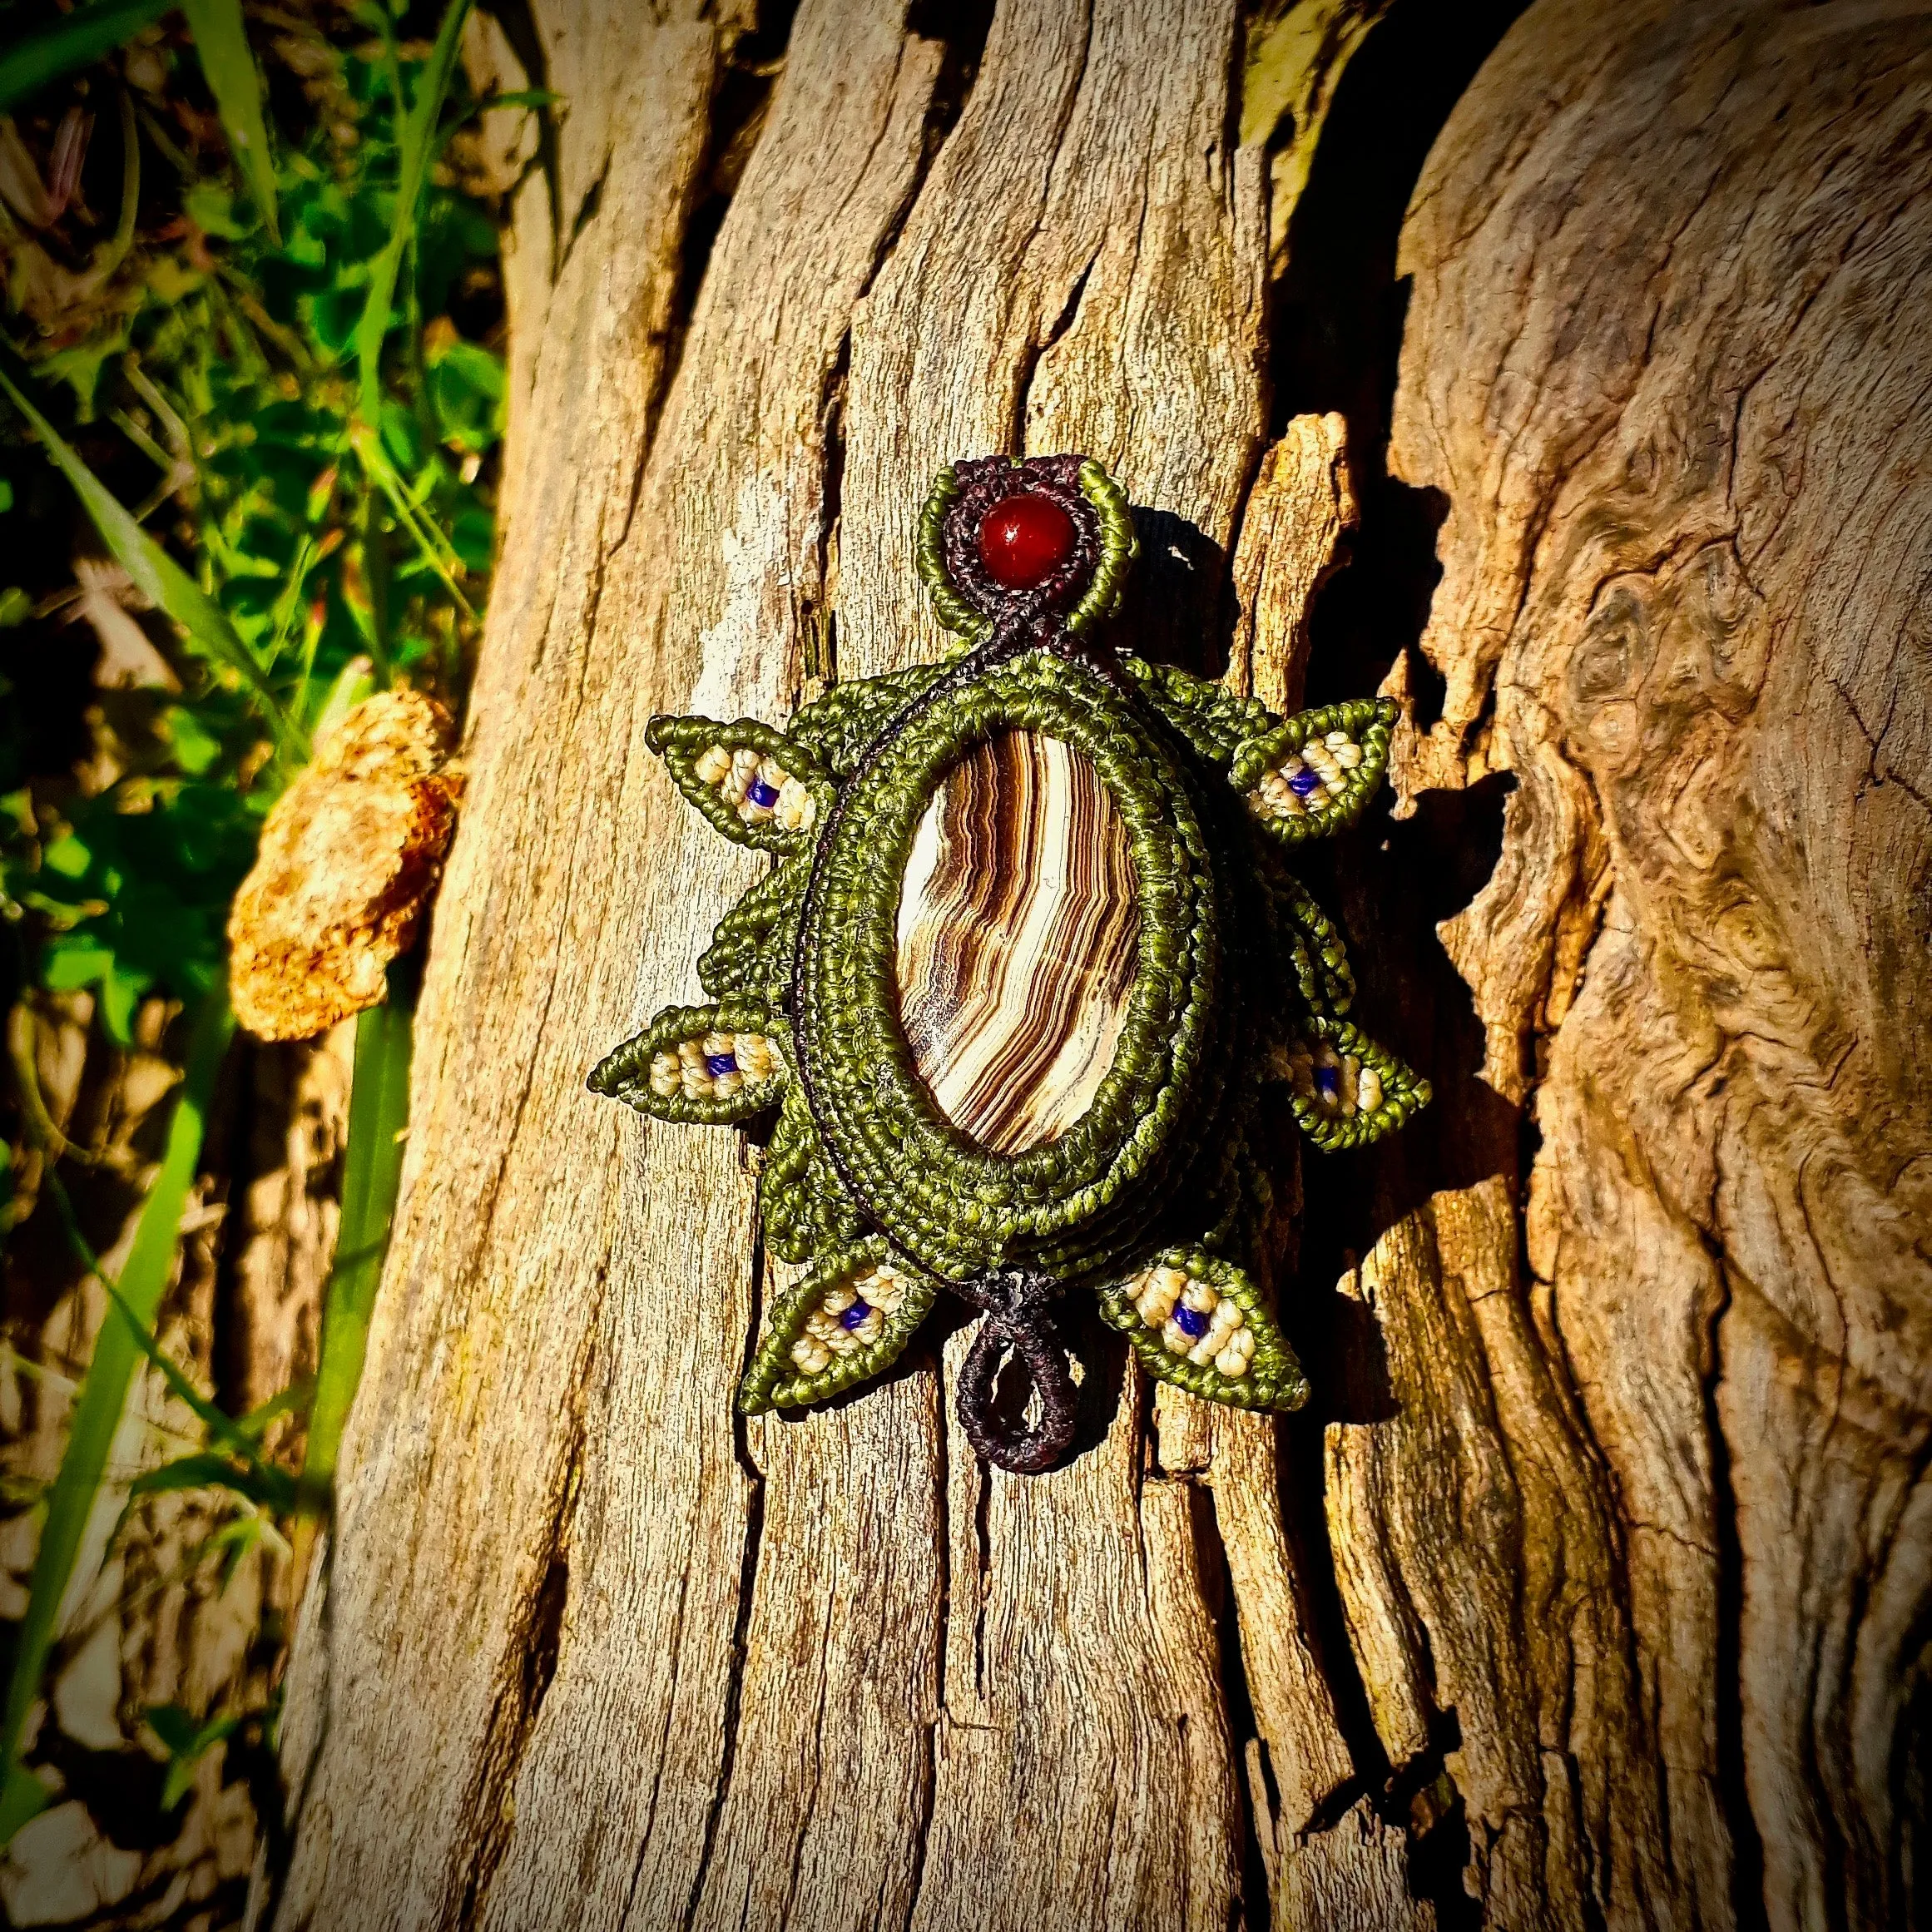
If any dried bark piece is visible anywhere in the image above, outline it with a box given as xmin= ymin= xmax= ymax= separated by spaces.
xmin=228 ymin=690 xmax=460 ymax=1042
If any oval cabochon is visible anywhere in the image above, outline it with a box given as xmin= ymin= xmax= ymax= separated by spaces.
xmin=894 ymin=730 xmax=1141 ymax=1157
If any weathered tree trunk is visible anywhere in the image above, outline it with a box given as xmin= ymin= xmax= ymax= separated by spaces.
xmin=260 ymin=2 xmax=1932 ymax=1929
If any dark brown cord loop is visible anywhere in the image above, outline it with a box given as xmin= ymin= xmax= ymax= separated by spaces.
xmin=952 ymin=1268 xmax=1079 ymax=1474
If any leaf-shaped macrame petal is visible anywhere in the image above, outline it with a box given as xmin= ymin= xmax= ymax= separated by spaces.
xmin=1098 ymin=1248 xmax=1307 ymax=1413
xmin=588 ymin=998 xmax=788 ymax=1124
xmin=739 ymin=1240 xmax=939 ymax=1414
xmin=759 ymin=1082 xmax=819 ymax=1263
xmin=1229 ymin=698 xmax=1395 ymax=845
xmin=1270 ymin=1016 xmax=1430 ymax=1152
xmin=1260 ymin=865 xmax=1356 ymax=1019
xmin=645 ymin=714 xmax=835 ymax=854
xmin=698 ymin=857 xmax=808 ymax=999
xmin=759 ymin=1082 xmax=866 ymax=1265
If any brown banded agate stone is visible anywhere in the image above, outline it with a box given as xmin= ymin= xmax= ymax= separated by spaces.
xmin=893 ymin=730 xmax=1141 ymax=1156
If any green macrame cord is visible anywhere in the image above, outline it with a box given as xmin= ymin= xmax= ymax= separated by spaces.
xmin=794 ymin=645 xmax=1229 ymax=1285
xmin=592 ymin=451 xmax=1429 ymax=1474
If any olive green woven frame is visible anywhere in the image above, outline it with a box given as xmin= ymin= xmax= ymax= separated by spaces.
xmin=795 ymin=646 xmax=1226 ymax=1284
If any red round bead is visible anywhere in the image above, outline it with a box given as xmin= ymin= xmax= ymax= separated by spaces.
xmin=977 ymin=493 xmax=1078 ymax=590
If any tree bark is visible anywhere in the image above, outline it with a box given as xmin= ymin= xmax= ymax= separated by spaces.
xmin=261 ymin=2 xmax=1932 ymax=1930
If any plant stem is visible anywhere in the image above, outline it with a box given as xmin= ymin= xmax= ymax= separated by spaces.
xmin=354 ymin=0 xmax=474 ymax=428
xmin=291 ymin=961 xmax=417 ymax=1584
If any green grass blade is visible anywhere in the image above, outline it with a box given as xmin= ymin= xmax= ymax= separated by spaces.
xmin=41 ymin=1172 xmax=295 ymax=1487
xmin=307 ymin=653 xmax=376 ymax=747
xmin=0 ymin=361 xmax=298 ymax=751
xmin=127 ymin=1450 xmax=280 ymax=1506
xmin=0 ymin=1763 xmax=49 ymax=1845
xmin=235 ymin=1376 xmax=313 ymax=1440
xmin=0 ymin=988 xmax=233 ymax=1843
xmin=180 ymin=0 xmax=279 ymax=243
xmin=355 ymin=0 xmax=473 ymax=425
xmin=99 ymin=1275 xmax=258 ymax=1459
xmin=147 ymin=1705 xmax=240 ymax=1810
xmin=354 ymin=424 xmax=476 ymax=618
xmin=0 ymin=0 xmax=175 ymax=112
xmin=296 ymin=964 xmax=414 ymax=1523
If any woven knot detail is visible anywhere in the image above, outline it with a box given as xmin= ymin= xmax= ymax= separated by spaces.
xmin=953 ymin=1267 xmax=1078 ymax=1474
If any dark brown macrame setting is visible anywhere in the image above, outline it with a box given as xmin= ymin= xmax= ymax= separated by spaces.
xmin=939 ymin=453 xmax=1104 ymax=623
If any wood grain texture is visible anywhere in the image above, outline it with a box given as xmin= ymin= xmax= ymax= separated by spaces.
xmin=263 ymin=6 xmax=749 ymax=1926
xmin=260 ymin=0 xmax=1932 ymax=1927
xmin=835 ymin=5 xmax=1264 ymax=1923
xmin=896 ymin=731 xmax=1140 ymax=1154
xmin=1226 ymin=411 xmax=1355 ymax=716
xmin=1347 ymin=1 xmax=1932 ymax=1926
xmin=260 ymin=5 xmax=1339 ymax=1929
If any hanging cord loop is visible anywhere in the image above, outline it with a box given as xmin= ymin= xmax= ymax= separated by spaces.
xmin=951 ymin=1266 xmax=1079 ymax=1474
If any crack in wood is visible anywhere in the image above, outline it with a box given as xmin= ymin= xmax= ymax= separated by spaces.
xmin=448 ymin=1377 xmax=589 ymax=1932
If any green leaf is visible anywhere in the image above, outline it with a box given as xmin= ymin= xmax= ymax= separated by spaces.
xmin=306 ymin=653 xmax=375 ymax=747
xmin=0 ymin=989 xmax=233 ymax=1845
xmin=161 ymin=706 xmax=224 ymax=777
xmin=62 ymin=1235 xmax=300 ymax=1516
xmin=97 ymin=1278 xmax=259 ymax=1464
xmin=296 ymin=964 xmax=414 ymax=1521
xmin=36 ymin=322 xmax=133 ymax=421
xmin=0 ymin=361 xmax=297 ymax=751
xmin=469 ymin=86 xmax=555 ymax=116
xmin=181 ymin=0 xmax=279 ymax=243
xmin=0 ymin=1764 xmax=50 ymax=1846
xmin=42 ymin=937 xmax=153 ymax=1045
xmin=183 ymin=181 xmax=247 ymax=241
xmin=235 ymin=1376 xmax=312 ymax=1440
xmin=426 ymin=339 xmax=505 ymax=453
xmin=0 ymin=0 xmax=175 ymax=112
xmin=30 ymin=784 xmax=260 ymax=1028
xmin=42 ymin=939 xmax=118 ymax=991
xmin=40 ymin=834 xmax=92 ymax=880
xmin=143 ymin=1702 xmax=198 ymax=1755
xmin=448 ymin=505 xmax=493 ymax=573
xmin=100 ymin=958 xmax=146 ymax=1043
xmin=127 ymin=1450 xmax=290 ymax=1511
xmin=201 ymin=1510 xmax=270 ymax=1593
xmin=143 ymin=1703 xmax=240 ymax=1811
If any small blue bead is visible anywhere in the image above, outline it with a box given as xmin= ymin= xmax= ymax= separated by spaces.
xmin=1288 ymin=766 xmax=1322 ymax=797
xmin=1314 ymin=1064 xmax=1341 ymax=1097
xmin=747 ymin=778 xmax=780 ymax=807
xmin=840 ymin=1297 xmax=872 ymax=1331
xmin=1173 ymin=1303 xmax=1209 ymax=1339
xmin=705 ymin=1052 xmax=738 ymax=1077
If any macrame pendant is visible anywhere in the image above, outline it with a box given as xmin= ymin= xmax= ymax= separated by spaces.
xmin=592 ymin=454 xmax=1429 ymax=1473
